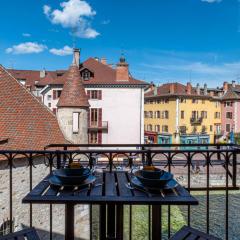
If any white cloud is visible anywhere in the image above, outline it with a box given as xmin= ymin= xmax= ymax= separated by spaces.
xmin=201 ymin=0 xmax=222 ymax=3
xmin=43 ymin=0 xmax=99 ymax=39
xmin=22 ymin=33 xmax=31 ymax=37
xmin=50 ymin=45 xmax=73 ymax=56
xmin=6 ymin=42 xmax=47 ymax=55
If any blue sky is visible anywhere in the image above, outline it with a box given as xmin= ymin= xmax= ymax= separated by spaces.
xmin=0 ymin=0 xmax=240 ymax=87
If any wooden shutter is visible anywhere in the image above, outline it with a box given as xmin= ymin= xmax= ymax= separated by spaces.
xmin=53 ymin=108 xmax=57 ymax=115
xmin=53 ymin=90 xmax=56 ymax=100
xmin=98 ymin=108 xmax=102 ymax=127
xmin=98 ymin=90 xmax=102 ymax=100
xmin=87 ymin=90 xmax=90 ymax=99
xmin=98 ymin=130 xmax=102 ymax=144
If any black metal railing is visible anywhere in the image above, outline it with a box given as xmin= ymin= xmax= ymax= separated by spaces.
xmin=0 ymin=144 xmax=239 ymax=240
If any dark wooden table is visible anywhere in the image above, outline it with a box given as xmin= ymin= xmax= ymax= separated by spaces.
xmin=22 ymin=171 xmax=198 ymax=240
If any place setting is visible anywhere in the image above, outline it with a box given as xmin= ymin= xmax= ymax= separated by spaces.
xmin=126 ymin=166 xmax=178 ymax=197
xmin=47 ymin=162 xmax=99 ymax=193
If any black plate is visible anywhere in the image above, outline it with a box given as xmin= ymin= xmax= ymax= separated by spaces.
xmin=49 ymin=174 xmax=96 ymax=187
xmin=53 ymin=168 xmax=91 ymax=184
xmin=131 ymin=176 xmax=178 ymax=191
xmin=134 ymin=170 xmax=173 ymax=188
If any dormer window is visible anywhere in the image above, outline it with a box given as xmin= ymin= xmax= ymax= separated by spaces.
xmin=18 ymin=79 xmax=26 ymax=85
xmin=82 ymin=70 xmax=91 ymax=80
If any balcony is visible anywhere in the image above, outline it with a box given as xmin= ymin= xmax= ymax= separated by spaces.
xmin=190 ymin=117 xmax=203 ymax=125
xmin=0 ymin=144 xmax=239 ymax=240
xmin=88 ymin=121 xmax=108 ymax=131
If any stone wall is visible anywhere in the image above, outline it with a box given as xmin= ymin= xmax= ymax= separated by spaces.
xmin=0 ymin=157 xmax=90 ymax=240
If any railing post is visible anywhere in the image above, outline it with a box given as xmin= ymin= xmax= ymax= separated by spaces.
xmin=232 ymin=150 xmax=237 ymax=187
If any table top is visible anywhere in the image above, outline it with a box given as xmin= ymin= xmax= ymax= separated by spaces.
xmin=22 ymin=171 xmax=198 ymax=205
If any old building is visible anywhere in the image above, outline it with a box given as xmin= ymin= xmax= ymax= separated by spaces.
xmin=144 ymin=83 xmax=222 ymax=144
xmin=9 ymin=49 xmax=148 ymax=144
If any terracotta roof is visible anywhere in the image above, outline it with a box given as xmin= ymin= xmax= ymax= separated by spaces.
xmin=37 ymin=58 xmax=148 ymax=87
xmin=57 ymin=64 xmax=90 ymax=108
xmin=145 ymin=83 xmax=211 ymax=98
xmin=222 ymin=89 xmax=240 ymax=100
xmin=8 ymin=69 xmax=67 ymax=89
xmin=0 ymin=65 xmax=67 ymax=150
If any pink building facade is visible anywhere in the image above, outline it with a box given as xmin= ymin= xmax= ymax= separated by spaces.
xmin=221 ymin=81 xmax=240 ymax=138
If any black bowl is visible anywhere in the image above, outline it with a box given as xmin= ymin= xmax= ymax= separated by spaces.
xmin=134 ymin=170 xmax=173 ymax=188
xmin=53 ymin=168 xmax=91 ymax=184
xmin=141 ymin=168 xmax=164 ymax=179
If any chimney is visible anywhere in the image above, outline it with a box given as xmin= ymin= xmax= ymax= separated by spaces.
xmin=73 ymin=48 xmax=80 ymax=67
xmin=154 ymin=86 xmax=158 ymax=96
xmin=223 ymin=82 xmax=228 ymax=92
xmin=204 ymin=83 xmax=207 ymax=95
xmin=186 ymin=82 xmax=192 ymax=94
xmin=232 ymin=80 xmax=236 ymax=88
xmin=196 ymin=83 xmax=200 ymax=95
xmin=40 ymin=69 xmax=46 ymax=78
xmin=101 ymin=57 xmax=107 ymax=65
xmin=116 ymin=55 xmax=129 ymax=81
xmin=170 ymin=83 xmax=175 ymax=94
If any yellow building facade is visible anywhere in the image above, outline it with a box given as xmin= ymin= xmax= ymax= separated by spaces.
xmin=144 ymin=83 xmax=221 ymax=144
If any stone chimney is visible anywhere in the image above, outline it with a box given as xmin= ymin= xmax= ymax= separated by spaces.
xmin=40 ymin=69 xmax=46 ymax=78
xmin=232 ymin=80 xmax=236 ymax=88
xmin=101 ymin=58 xmax=107 ymax=65
xmin=170 ymin=83 xmax=175 ymax=94
xmin=196 ymin=83 xmax=200 ymax=95
xmin=73 ymin=48 xmax=80 ymax=67
xmin=154 ymin=86 xmax=158 ymax=96
xmin=223 ymin=82 xmax=228 ymax=92
xmin=186 ymin=82 xmax=192 ymax=94
xmin=116 ymin=55 xmax=129 ymax=81
xmin=204 ymin=83 xmax=207 ymax=95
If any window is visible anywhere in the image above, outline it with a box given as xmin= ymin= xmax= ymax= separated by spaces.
xmin=47 ymin=95 xmax=51 ymax=100
xmin=89 ymin=132 xmax=98 ymax=144
xmin=162 ymin=111 xmax=169 ymax=119
xmin=88 ymin=90 xmax=102 ymax=100
xmin=48 ymin=103 xmax=51 ymax=108
xmin=149 ymin=111 xmax=153 ymax=118
xmin=214 ymin=112 xmax=220 ymax=119
xmin=210 ymin=125 xmax=213 ymax=132
xmin=157 ymin=111 xmax=161 ymax=118
xmin=155 ymin=125 xmax=160 ymax=132
xmin=148 ymin=124 xmax=153 ymax=131
xmin=192 ymin=99 xmax=198 ymax=103
xmin=180 ymin=98 xmax=186 ymax=103
xmin=73 ymin=112 xmax=79 ymax=133
xmin=150 ymin=100 xmax=154 ymax=104
xmin=162 ymin=125 xmax=168 ymax=133
xmin=226 ymin=124 xmax=231 ymax=132
xmin=181 ymin=111 xmax=184 ymax=119
xmin=57 ymin=90 xmax=62 ymax=98
xmin=215 ymin=101 xmax=220 ymax=107
xmin=82 ymin=70 xmax=91 ymax=80
xmin=144 ymin=111 xmax=148 ymax=118
xmin=224 ymin=101 xmax=233 ymax=107
xmin=201 ymin=111 xmax=207 ymax=119
xmin=90 ymin=109 xmax=98 ymax=126
xmin=226 ymin=112 xmax=233 ymax=119
xmin=192 ymin=111 xmax=198 ymax=119
xmin=164 ymin=99 xmax=169 ymax=103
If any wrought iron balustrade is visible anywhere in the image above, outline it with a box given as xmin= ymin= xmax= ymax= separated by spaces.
xmin=0 ymin=144 xmax=239 ymax=240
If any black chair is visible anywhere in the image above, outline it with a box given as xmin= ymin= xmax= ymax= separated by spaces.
xmin=169 ymin=225 xmax=221 ymax=240
xmin=0 ymin=228 xmax=40 ymax=240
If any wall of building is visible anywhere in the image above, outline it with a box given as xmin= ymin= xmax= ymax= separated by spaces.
xmin=57 ymin=107 xmax=88 ymax=144
xmin=144 ymin=97 xmax=221 ymax=144
xmin=89 ymin=87 xmax=144 ymax=144
xmin=179 ymin=99 xmax=221 ymax=143
xmin=221 ymin=101 xmax=234 ymax=136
